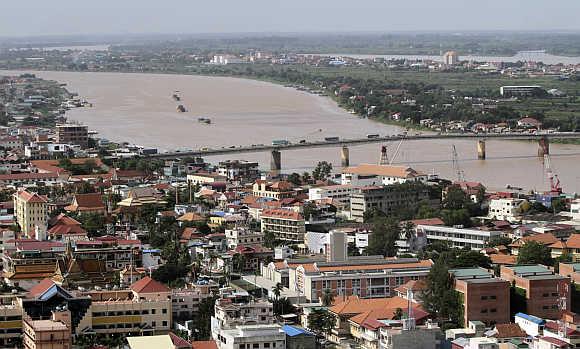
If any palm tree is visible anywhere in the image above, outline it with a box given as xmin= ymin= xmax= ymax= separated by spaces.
xmin=321 ymin=288 xmax=334 ymax=307
xmin=272 ymin=282 xmax=283 ymax=301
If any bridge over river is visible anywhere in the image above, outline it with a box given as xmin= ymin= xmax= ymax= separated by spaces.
xmin=147 ymin=132 xmax=580 ymax=172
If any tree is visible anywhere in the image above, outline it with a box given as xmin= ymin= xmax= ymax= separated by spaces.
xmin=287 ymin=173 xmax=302 ymax=186
xmin=312 ymin=161 xmax=332 ymax=181
xmin=76 ymin=212 xmax=106 ymax=237
xmin=263 ymin=230 xmax=278 ymax=249
xmin=321 ymin=288 xmax=334 ymax=307
xmin=420 ymin=252 xmax=461 ymax=327
xmin=307 ymin=308 xmax=335 ymax=336
xmin=393 ymin=307 xmax=404 ymax=320
xmin=273 ymin=297 xmax=294 ymax=316
xmin=347 ymin=242 xmax=361 ymax=257
xmin=272 ymin=282 xmax=283 ymax=301
xmin=302 ymin=172 xmax=312 ymax=184
xmin=488 ymin=236 xmax=512 ymax=248
xmin=366 ymin=217 xmax=400 ymax=257
xmin=452 ymin=250 xmax=491 ymax=269
xmin=517 ymin=241 xmax=553 ymax=266
xmin=441 ymin=208 xmax=472 ymax=227
xmin=443 ymin=185 xmax=470 ymax=210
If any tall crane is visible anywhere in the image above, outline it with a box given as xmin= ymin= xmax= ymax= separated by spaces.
xmin=544 ymin=154 xmax=562 ymax=194
xmin=451 ymin=145 xmax=465 ymax=182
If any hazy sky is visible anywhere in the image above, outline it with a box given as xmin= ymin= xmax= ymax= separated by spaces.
xmin=2 ymin=0 xmax=580 ymax=37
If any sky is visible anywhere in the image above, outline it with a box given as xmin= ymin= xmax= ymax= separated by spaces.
xmin=2 ymin=0 xmax=580 ymax=37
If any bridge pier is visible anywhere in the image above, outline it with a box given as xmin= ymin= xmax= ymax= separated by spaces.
xmin=341 ymin=146 xmax=350 ymax=168
xmin=477 ymin=140 xmax=486 ymax=160
xmin=270 ymin=150 xmax=281 ymax=175
xmin=538 ymin=136 xmax=550 ymax=157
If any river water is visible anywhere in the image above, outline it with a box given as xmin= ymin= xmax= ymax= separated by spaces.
xmin=3 ymin=70 xmax=580 ymax=193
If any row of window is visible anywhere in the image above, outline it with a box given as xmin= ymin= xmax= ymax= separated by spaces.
xmin=480 ymin=295 xmax=497 ymax=300
xmin=92 ymin=308 xmax=167 ymax=317
xmin=239 ymin=342 xmax=278 ymax=349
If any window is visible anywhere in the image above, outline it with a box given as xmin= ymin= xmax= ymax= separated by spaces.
xmin=490 ymin=309 xmax=497 ymax=313
xmin=481 ymin=309 xmax=488 ymax=313
xmin=162 ymin=321 xmax=168 ymax=326
xmin=152 ymin=309 xmax=156 ymax=314
xmin=152 ymin=321 xmax=156 ymax=327
xmin=481 ymin=296 xmax=488 ymax=300
xmin=162 ymin=309 xmax=167 ymax=314
xmin=253 ymin=344 xmax=259 ymax=349
xmin=490 ymin=295 xmax=497 ymax=300
xmin=542 ymin=293 xmax=549 ymax=297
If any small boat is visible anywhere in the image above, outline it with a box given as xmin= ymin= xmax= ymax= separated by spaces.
xmin=177 ymin=105 xmax=186 ymax=112
xmin=197 ymin=117 xmax=211 ymax=124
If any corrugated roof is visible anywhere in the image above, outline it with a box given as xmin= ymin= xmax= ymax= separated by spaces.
xmin=281 ymin=325 xmax=315 ymax=337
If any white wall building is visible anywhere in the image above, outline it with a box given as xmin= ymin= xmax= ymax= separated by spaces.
xmin=571 ymin=199 xmax=580 ymax=221
xmin=341 ymin=164 xmax=427 ymax=186
xmin=225 ymin=228 xmax=264 ymax=249
xmin=308 ymin=185 xmax=357 ymax=207
xmin=417 ymin=224 xmax=502 ymax=251
xmin=488 ymin=198 xmax=527 ymax=222
xmin=214 ymin=324 xmax=285 ymax=349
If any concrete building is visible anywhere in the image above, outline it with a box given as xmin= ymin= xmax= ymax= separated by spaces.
xmin=308 ymin=184 xmax=357 ymax=208
xmin=216 ymin=160 xmax=259 ymax=182
xmin=488 ymin=198 xmax=527 ymax=222
xmin=500 ymin=85 xmax=545 ymax=97
xmin=341 ymin=164 xmax=427 ymax=186
xmin=225 ymin=228 xmax=264 ymax=249
xmin=13 ymin=190 xmax=48 ymax=238
xmin=350 ymin=184 xmax=431 ymax=223
xmin=252 ymin=180 xmax=296 ymax=200
xmin=287 ymin=257 xmax=432 ymax=302
xmin=443 ymin=51 xmax=459 ymax=66
xmin=450 ymin=268 xmax=510 ymax=326
xmin=571 ymin=200 xmax=580 ymax=221
xmin=22 ymin=313 xmax=71 ymax=349
xmin=55 ymin=124 xmax=88 ymax=148
xmin=261 ymin=209 xmax=305 ymax=244
xmin=215 ymin=324 xmax=286 ymax=349
xmin=417 ymin=224 xmax=503 ymax=251
xmin=187 ymin=172 xmax=227 ymax=186
xmin=500 ymin=265 xmax=570 ymax=320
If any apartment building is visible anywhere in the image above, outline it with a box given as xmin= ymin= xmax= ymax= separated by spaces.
xmin=13 ymin=190 xmax=48 ymax=238
xmin=211 ymin=298 xmax=282 ymax=349
xmin=284 ymin=257 xmax=432 ymax=302
xmin=22 ymin=312 xmax=71 ymax=349
xmin=417 ymin=224 xmax=503 ymax=251
xmin=558 ymin=262 xmax=580 ymax=284
xmin=308 ymin=184 xmax=357 ymax=208
xmin=449 ymin=268 xmax=510 ymax=326
xmin=350 ymin=184 xmax=431 ymax=223
xmin=187 ymin=172 xmax=228 ymax=186
xmin=341 ymin=164 xmax=428 ymax=186
xmin=252 ymin=180 xmax=296 ymax=200
xmin=488 ymin=198 xmax=527 ymax=222
xmin=261 ymin=209 xmax=305 ymax=244
xmin=55 ymin=124 xmax=89 ymax=148
xmin=500 ymin=265 xmax=570 ymax=320
xmin=172 ymin=286 xmax=214 ymax=320
xmin=0 ymin=297 xmax=23 ymax=347
xmin=216 ymin=160 xmax=259 ymax=182
xmin=225 ymin=228 xmax=264 ymax=249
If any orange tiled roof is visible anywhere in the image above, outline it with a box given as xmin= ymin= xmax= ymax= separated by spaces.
xmin=130 ymin=276 xmax=170 ymax=293
xmin=564 ymin=234 xmax=580 ymax=249
xmin=316 ymin=260 xmax=432 ymax=273
xmin=511 ymin=233 xmax=558 ymax=247
xmin=16 ymin=190 xmax=47 ymax=203
xmin=493 ymin=323 xmax=527 ymax=338
xmin=192 ymin=341 xmax=218 ymax=349
xmin=490 ymin=254 xmax=517 ymax=266
xmin=330 ymin=296 xmax=428 ymax=324
xmin=261 ymin=208 xmax=303 ymax=220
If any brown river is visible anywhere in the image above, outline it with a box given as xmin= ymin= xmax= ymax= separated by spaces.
xmin=4 ymin=71 xmax=580 ymax=193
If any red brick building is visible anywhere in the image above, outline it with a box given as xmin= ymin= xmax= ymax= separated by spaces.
xmin=450 ymin=268 xmax=510 ymax=326
xmin=500 ymin=265 xmax=570 ymax=320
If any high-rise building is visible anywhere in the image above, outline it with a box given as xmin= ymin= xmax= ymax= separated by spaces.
xmin=13 ymin=190 xmax=48 ymax=238
xmin=55 ymin=124 xmax=89 ymax=148
xmin=443 ymin=51 xmax=459 ymax=66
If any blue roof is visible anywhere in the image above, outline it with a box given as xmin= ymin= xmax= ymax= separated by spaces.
xmin=282 ymin=325 xmax=315 ymax=337
xmin=515 ymin=312 xmax=545 ymax=325
xmin=143 ymin=249 xmax=161 ymax=253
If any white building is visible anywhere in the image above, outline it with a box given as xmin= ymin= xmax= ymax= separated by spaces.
xmin=308 ymin=185 xmax=357 ymax=208
xmin=225 ymin=228 xmax=264 ymax=249
xmin=214 ymin=324 xmax=285 ymax=349
xmin=514 ymin=312 xmax=545 ymax=338
xmin=417 ymin=224 xmax=502 ymax=251
xmin=488 ymin=198 xmax=527 ymax=222
xmin=571 ymin=199 xmax=580 ymax=221
xmin=341 ymin=164 xmax=427 ymax=186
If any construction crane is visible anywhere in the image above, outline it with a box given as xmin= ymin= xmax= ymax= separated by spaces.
xmin=544 ymin=154 xmax=562 ymax=194
xmin=451 ymin=145 xmax=465 ymax=182
xmin=378 ymin=138 xmax=405 ymax=166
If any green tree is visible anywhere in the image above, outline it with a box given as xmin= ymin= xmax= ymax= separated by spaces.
xmin=321 ymin=288 xmax=334 ymax=307
xmin=76 ymin=212 xmax=106 ymax=237
xmin=263 ymin=230 xmax=278 ymax=249
xmin=287 ymin=173 xmax=302 ymax=186
xmin=517 ymin=241 xmax=553 ymax=266
xmin=393 ymin=307 xmax=404 ymax=320
xmin=366 ymin=217 xmax=400 ymax=257
xmin=302 ymin=172 xmax=312 ymax=184
xmin=488 ymin=236 xmax=513 ymax=248
xmin=273 ymin=297 xmax=294 ymax=316
xmin=420 ymin=252 xmax=461 ymax=327
xmin=272 ymin=282 xmax=283 ymax=301
xmin=307 ymin=308 xmax=335 ymax=336
xmin=312 ymin=161 xmax=333 ymax=180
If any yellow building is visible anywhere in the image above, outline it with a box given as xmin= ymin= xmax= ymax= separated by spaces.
xmin=13 ymin=190 xmax=48 ymax=238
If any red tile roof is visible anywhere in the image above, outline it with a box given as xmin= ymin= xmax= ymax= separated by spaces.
xmin=130 ymin=276 xmax=170 ymax=293
xmin=191 ymin=341 xmax=218 ymax=349
xmin=70 ymin=193 xmax=105 ymax=210
xmin=169 ymin=332 xmax=192 ymax=349
xmin=28 ymin=279 xmax=56 ymax=298
xmin=16 ymin=190 xmax=48 ymax=203
xmin=261 ymin=208 xmax=303 ymax=220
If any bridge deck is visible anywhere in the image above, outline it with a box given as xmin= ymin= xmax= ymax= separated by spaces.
xmin=147 ymin=132 xmax=580 ymax=159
